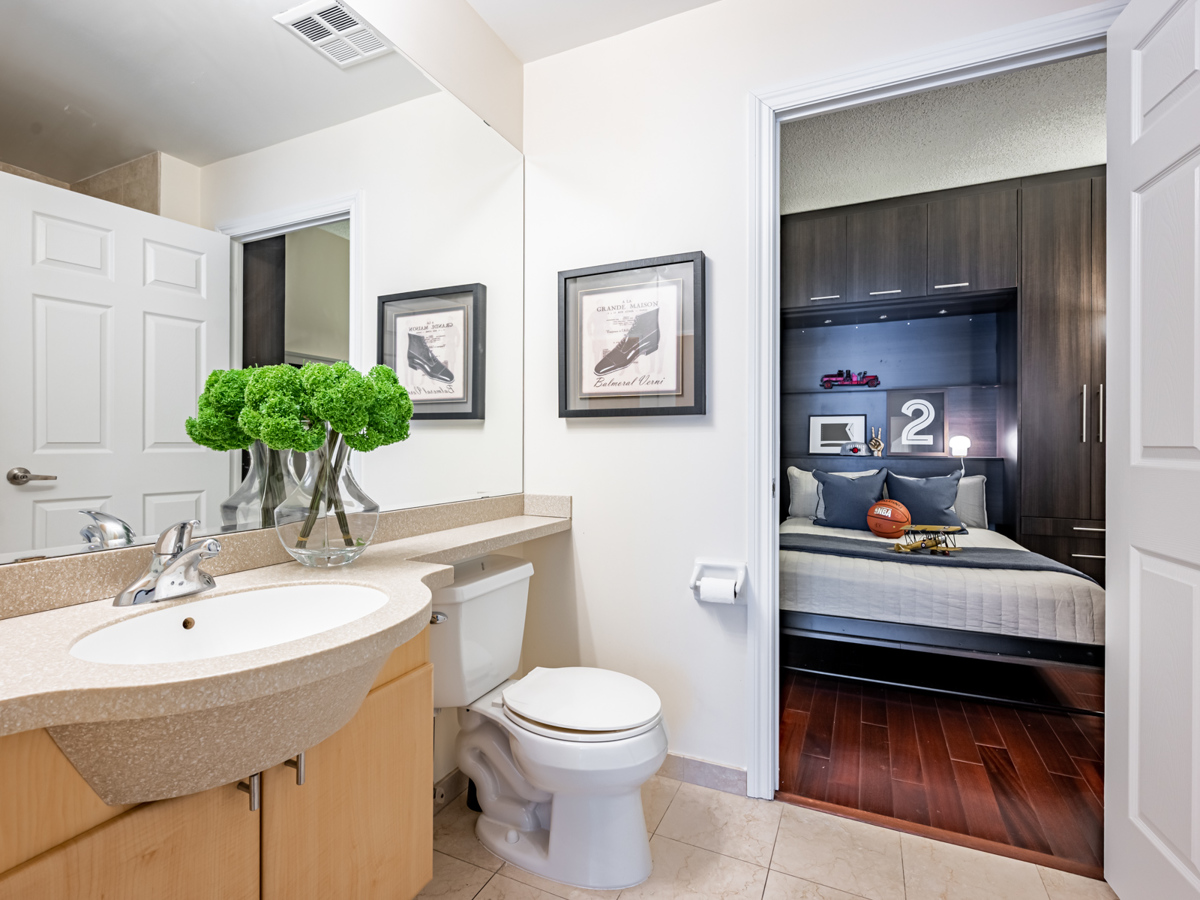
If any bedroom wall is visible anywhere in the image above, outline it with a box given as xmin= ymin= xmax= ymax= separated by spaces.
xmin=780 ymin=52 xmax=1107 ymax=214
xmin=520 ymin=0 xmax=1102 ymax=776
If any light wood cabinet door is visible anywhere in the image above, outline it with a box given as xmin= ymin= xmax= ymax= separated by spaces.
xmin=0 ymin=782 xmax=258 ymax=900
xmin=263 ymin=663 xmax=434 ymax=900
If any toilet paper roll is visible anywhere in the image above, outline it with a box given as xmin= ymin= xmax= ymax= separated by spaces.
xmin=697 ymin=576 xmax=738 ymax=603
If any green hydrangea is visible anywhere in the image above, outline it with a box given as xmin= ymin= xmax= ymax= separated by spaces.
xmin=185 ymin=368 xmax=254 ymax=451
xmin=342 ymin=366 xmax=414 ymax=452
xmin=187 ymin=362 xmax=414 ymax=455
xmin=238 ymin=365 xmax=326 ymax=452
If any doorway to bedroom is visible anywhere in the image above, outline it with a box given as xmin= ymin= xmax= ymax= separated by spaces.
xmin=775 ymin=53 xmax=1108 ymax=877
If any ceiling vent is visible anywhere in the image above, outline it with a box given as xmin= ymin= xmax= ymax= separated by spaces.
xmin=274 ymin=1 xmax=392 ymax=69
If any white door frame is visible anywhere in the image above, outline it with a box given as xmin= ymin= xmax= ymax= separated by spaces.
xmin=214 ymin=192 xmax=366 ymax=491
xmin=744 ymin=1 xmax=1126 ymax=800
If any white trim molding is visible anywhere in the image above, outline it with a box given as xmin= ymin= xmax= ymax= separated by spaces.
xmin=743 ymin=0 xmax=1125 ymax=800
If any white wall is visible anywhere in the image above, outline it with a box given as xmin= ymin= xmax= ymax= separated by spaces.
xmin=201 ymin=91 xmax=523 ymax=512
xmin=781 ymin=52 xmax=1107 ymax=214
xmin=160 ymin=153 xmax=201 ymax=226
xmin=521 ymin=0 xmax=1100 ymax=774
xmin=284 ymin=226 xmax=351 ymax=363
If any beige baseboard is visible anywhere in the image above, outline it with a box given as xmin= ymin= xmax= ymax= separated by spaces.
xmin=434 ymin=768 xmax=469 ymax=815
xmin=658 ymin=752 xmax=748 ymax=796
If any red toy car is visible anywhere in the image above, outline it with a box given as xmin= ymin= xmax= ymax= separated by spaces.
xmin=820 ymin=370 xmax=881 ymax=389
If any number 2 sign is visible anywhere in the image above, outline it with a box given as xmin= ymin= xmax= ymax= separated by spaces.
xmin=886 ymin=390 xmax=947 ymax=456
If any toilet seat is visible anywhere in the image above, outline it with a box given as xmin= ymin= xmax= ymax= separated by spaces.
xmin=500 ymin=667 xmax=662 ymax=743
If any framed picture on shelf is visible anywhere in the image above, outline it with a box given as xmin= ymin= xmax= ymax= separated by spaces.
xmin=886 ymin=390 xmax=947 ymax=455
xmin=377 ymin=283 xmax=485 ymax=420
xmin=808 ymin=414 xmax=867 ymax=455
xmin=558 ymin=252 xmax=705 ymax=417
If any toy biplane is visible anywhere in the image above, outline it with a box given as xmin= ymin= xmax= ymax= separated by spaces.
xmin=893 ymin=525 xmax=963 ymax=555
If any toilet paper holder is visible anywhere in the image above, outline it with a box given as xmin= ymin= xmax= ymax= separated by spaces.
xmin=689 ymin=559 xmax=748 ymax=604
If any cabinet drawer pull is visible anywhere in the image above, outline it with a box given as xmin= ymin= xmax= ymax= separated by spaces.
xmin=934 ymin=282 xmax=970 ymax=289
xmin=1071 ymin=553 xmax=1106 ymax=560
xmin=285 ymin=752 xmax=306 ymax=785
xmin=1081 ymin=385 xmax=1088 ymax=444
xmin=869 ymin=289 xmax=902 ymax=296
xmin=1073 ymin=526 xmax=1105 ymax=532
xmin=810 ymin=295 xmax=840 ymax=301
xmin=237 ymin=772 xmax=262 ymax=811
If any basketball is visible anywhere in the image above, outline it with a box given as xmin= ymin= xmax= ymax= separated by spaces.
xmin=867 ymin=499 xmax=911 ymax=538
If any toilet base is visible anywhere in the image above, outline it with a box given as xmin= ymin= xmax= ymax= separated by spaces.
xmin=474 ymin=789 xmax=653 ymax=891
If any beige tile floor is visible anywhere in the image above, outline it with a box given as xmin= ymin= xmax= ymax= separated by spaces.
xmin=421 ymin=777 xmax=1121 ymax=900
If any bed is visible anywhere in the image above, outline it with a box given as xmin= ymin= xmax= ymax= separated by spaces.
xmin=779 ymin=467 xmax=1106 ymax=670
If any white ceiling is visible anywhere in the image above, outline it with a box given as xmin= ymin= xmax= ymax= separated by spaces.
xmin=0 ymin=0 xmax=437 ymax=182
xmin=464 ymin=0 xmax=722 ymax=63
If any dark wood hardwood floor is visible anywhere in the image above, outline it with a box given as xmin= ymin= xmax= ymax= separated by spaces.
xmin=778 ymin=670 xmax=1105 ymax=878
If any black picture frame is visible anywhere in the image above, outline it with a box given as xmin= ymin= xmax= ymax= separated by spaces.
xmin=885 ymin=389 xmax=948 ymax=456
xmin=558 ymin=252 xmax=706 ymax=418
xmin=377 ymin=283 xmax=486 ymax=420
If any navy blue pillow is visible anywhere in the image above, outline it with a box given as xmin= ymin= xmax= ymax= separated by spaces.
xmin=885 ymin=470 xmax=967 ymax=532
xmin=813 ymin=469 xmax=887 ymax=531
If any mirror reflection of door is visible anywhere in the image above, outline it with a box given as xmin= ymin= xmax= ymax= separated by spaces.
xmin=240 ymin=220 xmax=350 ymax=478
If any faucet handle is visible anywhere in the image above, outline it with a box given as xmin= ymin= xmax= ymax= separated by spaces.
xmin=155 ymin=520 xmax=200 ymax=556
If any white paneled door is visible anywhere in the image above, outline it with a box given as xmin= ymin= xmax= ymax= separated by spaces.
xmin=0 ymin=172 xmax=230 ymax=559
xmin=1108 ymin=1 xmax=1200 ymax=897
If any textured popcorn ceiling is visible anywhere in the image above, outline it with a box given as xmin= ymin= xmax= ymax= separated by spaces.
xmin=780 ymin=53 xmax=1106 ymax=215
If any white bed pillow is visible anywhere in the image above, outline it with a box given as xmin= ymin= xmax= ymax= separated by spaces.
xmin=788 ymin=467 xmax=879 ymax=519
xmin=953 ymin=474 xmax=988 ymax=529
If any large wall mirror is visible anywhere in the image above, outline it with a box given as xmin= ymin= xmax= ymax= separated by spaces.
xmin=0 ymin=1 xmax=523 ymax=564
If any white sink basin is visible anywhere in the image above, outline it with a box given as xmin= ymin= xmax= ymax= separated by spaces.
xmin=71 ymin=584 xmax=388 ymax=665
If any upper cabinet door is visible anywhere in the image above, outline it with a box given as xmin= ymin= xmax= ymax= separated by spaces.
xmin=846 ymin=203 xmax=927 ymax=302
xmin=781 ymin=214 xmax=846 ymax=308
xmin=927 ymin=189 xmax=1018 ymax=295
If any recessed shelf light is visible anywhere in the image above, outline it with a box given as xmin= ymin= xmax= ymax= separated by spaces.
xmin=939 ymin=309 xmax=947 ymax=314
xmin=879 ymin=315 xmax=888 ymax=320
xmin=824 ymin=319 xmax=832 ymax=324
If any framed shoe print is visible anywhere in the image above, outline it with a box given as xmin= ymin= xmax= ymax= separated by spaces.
xmin=377 ymin=283 xmax=485 ymax=419
xmin=559 ymin=252 xmax=706 ymax=417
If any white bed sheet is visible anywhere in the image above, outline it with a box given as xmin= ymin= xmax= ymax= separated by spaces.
xmin=780 ymin=517 xmax=1105 ymax=645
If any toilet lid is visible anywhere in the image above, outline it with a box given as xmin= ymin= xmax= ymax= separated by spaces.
xmin=502 ymin=667 xmax=662 ymax=733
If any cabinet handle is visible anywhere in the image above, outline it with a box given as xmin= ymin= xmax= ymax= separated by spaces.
xmin=1098 ymin=383 xmax=1104 ymax=443
xmin=934 ymin=282 xmax=970 ymax=289
xmin=1071 ymin=553 xmax=1106 ymax=560
xmin=1073 ymin=526 xmax=1106 ymax=532
xmin=237 ymin=772 xmax=262 ymax=811
xmin=1081 ymin=385 xmax=1088 ymax=444
xmin=809 ymin=294 xmax=840 ymax=301
xmin=285 ymin=752 xmax=306 ymax=785
xmin=869 ymin=289 xmax=902 ymax=296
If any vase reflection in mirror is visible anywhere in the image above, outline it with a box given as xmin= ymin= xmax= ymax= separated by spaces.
xmin=220 ymin=440 xmax=297 ymax=532
xmin=274 ymin=424 xmax=380 ymax=567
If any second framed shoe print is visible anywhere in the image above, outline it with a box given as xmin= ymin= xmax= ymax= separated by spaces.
xmin=377 ymin=283 xmax=485 ymax=419
xmin=558 ymin=252 xmax=706 ymax=417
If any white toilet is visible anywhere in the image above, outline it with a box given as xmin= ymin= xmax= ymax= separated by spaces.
xmin=430 ymin=555 xmax=668 ymax=890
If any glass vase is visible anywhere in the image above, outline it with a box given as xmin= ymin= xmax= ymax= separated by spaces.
xmin=220 ymin=440 xmax=296 ymax=532
xmin=273 ymin=426 xmax=379 ymax=567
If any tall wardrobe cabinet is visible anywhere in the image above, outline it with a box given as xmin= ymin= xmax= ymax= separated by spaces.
xmin=1018 ymin=174 xmax=1106 ymax=584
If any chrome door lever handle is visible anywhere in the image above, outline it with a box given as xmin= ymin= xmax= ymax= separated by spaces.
xmin=7 ymin=467 xmax=57 ymax=485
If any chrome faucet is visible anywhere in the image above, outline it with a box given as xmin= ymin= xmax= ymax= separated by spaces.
xmin=79 ymin=510 xmax=136 ymax=550
xmin=113 ymin=520 xmax=221 ymax=607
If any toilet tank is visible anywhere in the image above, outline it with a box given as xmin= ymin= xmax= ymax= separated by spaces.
xmin=430 ymin=554 xmax=534 ymax=708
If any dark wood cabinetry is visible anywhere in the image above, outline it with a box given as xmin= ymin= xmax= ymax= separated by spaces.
xmin=781 ymin=214 xmax=846 ymax=308
xmin=1018 ymin=174 xmax=1106 ymax=583
xmin=927 ymin=189 xmax=1018 ymax=295
xmin=847 ymin=203 xmax=927 ymax=302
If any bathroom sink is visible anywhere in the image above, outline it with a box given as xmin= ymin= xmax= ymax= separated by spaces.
xmin=70 ymin=584 xmax=388 ymax=664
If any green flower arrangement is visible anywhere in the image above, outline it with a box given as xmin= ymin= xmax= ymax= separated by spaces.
xmin=186 ymin=362 xmax=413 ymax=562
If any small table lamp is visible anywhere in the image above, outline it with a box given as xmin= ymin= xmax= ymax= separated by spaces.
xmin=949 ymin=435 xmax=972 ymax=471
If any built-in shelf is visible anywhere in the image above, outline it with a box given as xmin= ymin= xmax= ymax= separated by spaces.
xmin=782 ymin=382 xmax=1003 ymax=397
xmin=785 ymin=455 xmax=1006 ymax=461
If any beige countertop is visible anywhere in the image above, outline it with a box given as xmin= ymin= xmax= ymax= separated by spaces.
xmin=0 ymin=513 xmax=570 ymax=737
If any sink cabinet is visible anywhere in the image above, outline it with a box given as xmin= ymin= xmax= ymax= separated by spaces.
xmin=0 ymin=630 xmax=432 ymax=900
